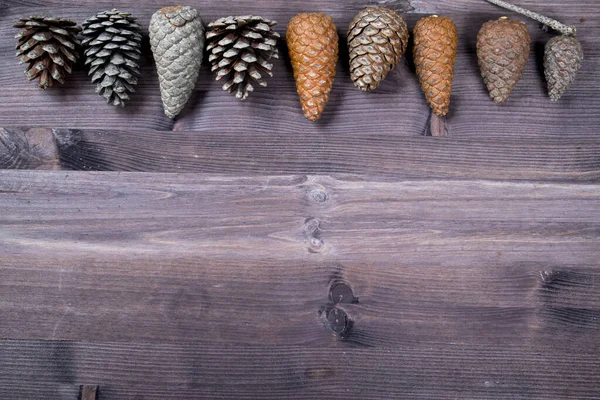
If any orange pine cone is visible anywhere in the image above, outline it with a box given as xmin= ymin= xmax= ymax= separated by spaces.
xmin=413 ymin=15 xmax=458 ymax=116
xmin=287 ymin=13 xmax=338 ymax=121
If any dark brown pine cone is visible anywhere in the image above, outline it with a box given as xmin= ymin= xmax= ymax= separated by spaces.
xmin=207 ymin=15 xmax=279 ymax=100
xmin=14 ymin=16 xmax=82 ymax=89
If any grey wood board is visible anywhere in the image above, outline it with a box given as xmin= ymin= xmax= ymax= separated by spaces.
xmin=1 ymin=171 xmax=599 ymax=347
xmin=0 ymin=1 xmax=598 ymax=137
xmin=1 ymin=340 xmax=599 ymax=399
xmin=2 ymin=128 xmax=600 ymax=181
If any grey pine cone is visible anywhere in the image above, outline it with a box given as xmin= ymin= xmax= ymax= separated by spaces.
xmin=207 ymin=15 xmax=279 ymax=100
xmin=14 ymin=16 xmax=81 ymax=89
xmin=82 ymin=9 xmax=142 ymax=107
xmin=544 ymin=35 xmax=583 ymax=101
xmin=347 ymin=7 xmax=408 ymax=91
xmin=149 ymin=6 xmax=205 ymax=118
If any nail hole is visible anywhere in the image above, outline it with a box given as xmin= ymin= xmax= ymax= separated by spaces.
xmin=329 ymin=282 xmax=358 ymax=304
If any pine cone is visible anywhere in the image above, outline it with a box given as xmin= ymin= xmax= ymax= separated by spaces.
xmin=149 ymin=6 xmax=205 ymax=119
xmin=347 ymin=7 xmax=408 ymax=91
xmin=413 ymin=15 xmax=458 ymax=116
xmin=14 ymin=16 xmax=81 ymax=89
xmin=477 ymin=17 xmax=530 ymax=103
xmin=287 ymin=13 xmax=338 ymax=121
xmin=544 ymin=35 xmax=583 ymax=101
xmin=82 ymin=9 xmax=142 ymax=107
xmin=207 ymin=15 xmax=279 ymax=101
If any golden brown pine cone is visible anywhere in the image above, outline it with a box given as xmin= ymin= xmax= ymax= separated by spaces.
xmin=477 ymin=17 xmax=530 ymax=103
xmin=413 ymin=15 xmax=458 ymax=116
xmin=287 ymin=13 xmax=338 ymax=121
xmin=347 ymin=7 xmax=408 ymax=91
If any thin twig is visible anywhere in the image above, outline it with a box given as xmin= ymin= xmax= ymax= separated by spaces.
xmin=485 ymin=0 xmax=576 ymax=36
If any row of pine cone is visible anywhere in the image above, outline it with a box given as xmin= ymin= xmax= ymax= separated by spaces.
xmin=15 ymin=6 xmax=583 ymax=121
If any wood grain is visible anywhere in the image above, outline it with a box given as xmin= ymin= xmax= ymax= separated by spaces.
xmin=0 ymin=1 xmax=597 ymax=138
xmin=0 ymin=128 xmax=60 ymax=169
xmin=1 ymin=171 xmax=599 ymax=349
xmin=45 ymin=128 xmax=600 ymax=180
xmin=1 ymin=0 xmax=599 ymax=397
xmin=1 ymin=340 xmax=599 ymax=400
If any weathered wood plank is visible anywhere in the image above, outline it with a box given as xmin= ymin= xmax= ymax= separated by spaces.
xmin=0 ymin=340 xmax=599 ymax=399
xmin=42 ymin=128 xmax=599 ymax=180
xmin=1 ymin=171 xmax=599 ymax=347
xmin=0 ymin=128 xmax=60 ymax=170
xmin=0 ymin=1 xmax=597 ymax=137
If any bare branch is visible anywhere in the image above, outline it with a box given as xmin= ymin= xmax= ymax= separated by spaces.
xmin=485 ymin=0 xmax=576 ymax=36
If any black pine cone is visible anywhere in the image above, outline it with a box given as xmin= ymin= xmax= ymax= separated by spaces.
xmin=207 ymin=15 xmax=279 ymax=100
xmin=14 ymin=16 xmax=82 ymax=89
xmin=82 ymin=9 xmax=142 ymax=107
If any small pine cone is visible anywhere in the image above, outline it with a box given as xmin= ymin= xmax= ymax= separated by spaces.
xmin=413 ymin=15 xmax=458 ymax=116
xmin=149 ymin=6 xmax=205 ymax=119
xmin=207 ymin=15 xmax=280 ymax=101
xmin=347 ymin=7 xmax=408 ymax=91
xmin=477 ymin=17 xmax=530 ymax=103
xmin=14 ymin=16 xmax=81 ymax=89
xmin=544 ymin=35 xmax=583 ymax=101
xmin=82 ymin=9 xmax=142 ymax=107
xmin=287 ymin=13 xmax=338 ymax=121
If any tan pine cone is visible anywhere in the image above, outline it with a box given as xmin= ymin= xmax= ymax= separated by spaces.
xmin=287 ymin=13 xmax=338 ymax=121
xmin=477 ymin=17 xmax=530 ymax=103
xmin=347 ymin=7 xmax=408 ymax=91
xmin=413 ymin=15 xmax=458 ymax=116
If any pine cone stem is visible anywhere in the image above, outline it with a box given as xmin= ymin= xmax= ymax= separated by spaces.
xmin=484 ymin=0 xmax=576 ymax=36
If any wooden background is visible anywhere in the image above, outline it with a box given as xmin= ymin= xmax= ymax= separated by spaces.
xmin=0 ymin=0 xmax=599 ymax=399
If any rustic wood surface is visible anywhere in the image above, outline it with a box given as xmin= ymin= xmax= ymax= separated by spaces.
xmin=1 ymin=172 xmax=600 ymax=398
xmin=0 ymin=0 xmax=599 ymax=398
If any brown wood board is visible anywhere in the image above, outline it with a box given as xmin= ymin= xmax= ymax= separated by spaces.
xmin=0 ymin=0 xmax=599 ymax=397
xmin=1 ymin=171 xmax=599 ymax=399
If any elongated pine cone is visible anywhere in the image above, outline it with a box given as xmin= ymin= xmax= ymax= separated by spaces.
xmin=477 ymin=17 xmax=530 ymax=103
xmin=413 ymin=15 xmax=458 ymax=116
xmin=14 ymin=16 xmax=81 ymax=89
xmin=207 ymin=16 xmax=279 ymax=100
xmin=287 ymin=13 xmax=338 ymax=121
xmin=82 ymin=9 xmax=142 ymax=107
xmin=544 ymin=35 xmax=583 ymax=101
xmin=348 ymin=7 xmax=408 ymax=91
xmin=149 ymin=6 xmax=205 ymax=118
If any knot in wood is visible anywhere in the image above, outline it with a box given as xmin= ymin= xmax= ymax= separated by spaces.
xmin=309 ymin=188 xmax=328 ymax=204
xmin=326 ymin=307 xmax=352 ymax=336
